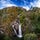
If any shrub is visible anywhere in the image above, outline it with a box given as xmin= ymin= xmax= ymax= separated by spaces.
xmin=4 ymin=35 xmax=12 ymax=40
xmin=29 ymin=12 xmax=40 ymax=33
xmin=24 ymin=33 xmax=37 ymax=40
xmin=0 ymin=33 xmax=5 ymax=40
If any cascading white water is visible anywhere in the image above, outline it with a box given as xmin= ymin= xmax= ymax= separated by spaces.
xmin=12 ymin=23 xmax=22 ymax=38
xmin=12 ymin=25 xmax=17 ymax=35
xmin=17 ymin=24 xmax=22 ymax=38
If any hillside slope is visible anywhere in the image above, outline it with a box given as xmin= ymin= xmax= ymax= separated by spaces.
xmin=0 ymin=7 xmax=40 ymax=37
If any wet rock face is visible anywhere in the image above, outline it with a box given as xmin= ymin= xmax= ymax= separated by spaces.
xmin=14 ymin=23 xmax=19 ymax=30
xmin=0 ymin=28 xmax=5 ymax=34
xmin=12 ymin=21 xmax=19 ymax=33
xmin=11 ymin=19 xmax=20 ymax=30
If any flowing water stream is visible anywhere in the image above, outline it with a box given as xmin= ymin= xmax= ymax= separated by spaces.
xmin=12 ymin=24 xmax=22 ymax=38
xmin=17 ymin=24 xmax=22 ymax=38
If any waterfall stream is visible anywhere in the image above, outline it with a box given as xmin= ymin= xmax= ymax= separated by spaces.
xmin=12 ymin=25 xmax=17 ymax=35
xmin=12 ymin=24 xmax=22 ymax=38
xmin=17 ymin=24 xmax=22 ymax=38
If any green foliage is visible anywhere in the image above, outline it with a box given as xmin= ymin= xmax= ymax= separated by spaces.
xmin=19 ymin=11 xmax=26 ymax=24
xmin=0 ymin=33 xmax=5 ymax=40
xmin=4 ymin=36 xmax=12 ymax=40
xmin=24 ymin=33 xmax=37 ymax=40
xmin=0 ymin=7 xmax=40 ymax=40
xmin=0 ymin=33 xmax=12 ymax=40
xmin=20 ymin=14 xmax=26 ymax=23
xmin=29 ymin=10 xmax=40 ymax=33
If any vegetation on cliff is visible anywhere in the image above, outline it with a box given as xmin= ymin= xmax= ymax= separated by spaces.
xmin=0 ymin=7 xmax=40 ymax=40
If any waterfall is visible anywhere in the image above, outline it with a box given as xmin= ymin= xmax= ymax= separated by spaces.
xmin=12 ymin=25 xmax=17 ymax=35
xmin=12 ymin=24 xmax=22 ymax=38
xmin=17 ymin=24 xmax=22 ymax=38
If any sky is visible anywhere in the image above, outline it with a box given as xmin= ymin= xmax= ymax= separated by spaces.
xmin=0 ymin=0 xmax=40 ymax=10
